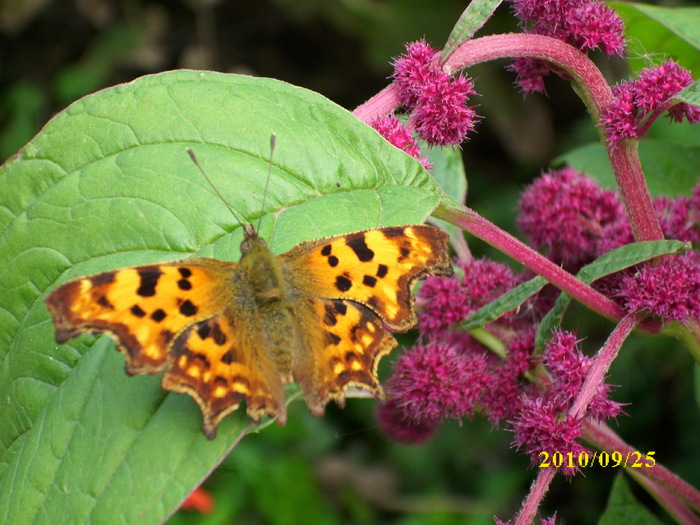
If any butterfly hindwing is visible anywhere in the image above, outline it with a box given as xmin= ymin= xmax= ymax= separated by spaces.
xmin=161 ymin=311 xmax=286 ymax=439
xmin=292 ymin=297 xmax=396 ymax=416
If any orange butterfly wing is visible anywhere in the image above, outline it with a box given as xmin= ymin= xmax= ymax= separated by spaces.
xmin=45 ymin=258 xmax=286 ymax=438
xmin=280 ymin=224 xmax=453 ymax=412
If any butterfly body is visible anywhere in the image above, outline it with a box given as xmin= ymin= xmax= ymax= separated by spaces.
xmin=46 ymin=224 xmax=453 ymax=438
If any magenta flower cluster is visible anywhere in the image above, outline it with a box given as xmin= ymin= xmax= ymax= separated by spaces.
xmin=509 ymin=0 xmax=625 ymax=93
xmin=620 ymin=252 xmax=700 ymax=322
xmin=518 ymin=167 xmax=624 ymax=269
xmin=379 ymin=165 xmax=700 ymax=471
xmin=370 ymin=115 xmax=429 ymax=168
xmin=377 ymin=254 xmax=625 ymax=472
xmin=602 ymin=61 xmax=700 ymax=146
xmin=518 ymin=167 xmax=700 ymax=272
xmin=390 ymin=40 xmax=478 ymax=147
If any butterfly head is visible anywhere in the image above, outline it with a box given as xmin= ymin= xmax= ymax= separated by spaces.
xmin=239 ymin=223 xmax=268 ymax=256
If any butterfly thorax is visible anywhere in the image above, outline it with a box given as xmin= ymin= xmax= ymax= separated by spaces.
xmin=238 ymin=232 xmax=298 ymax=376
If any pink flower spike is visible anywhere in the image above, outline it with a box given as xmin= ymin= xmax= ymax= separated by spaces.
xmin=602 ymin=61 xmax=699 ymax=145
xmin=509 ymin=0 xmax=625 ymax=93
xmin=542 ymin=330 xmax=623 ymax=421
xmin=619 ymin=252 xmax=700 ymax=322
xmin=517 ymin=167 xmax=625 ymax=269
xmin=510 ymin=397 xmax=589 ymax=477
xmin=392 ymin=40 xmax=439 ymax=109
xmin=633 ymin=61 xmax=695 ymax=113
xmin=418 ymin=258 xmax=517 ymax=336
xmin=569 ymin=2 xmax=625 ymax=55
xmin=384 ymin=341 xmax=490 ymax=425
xmin=391 ymin=40 xmax=479 ymax=146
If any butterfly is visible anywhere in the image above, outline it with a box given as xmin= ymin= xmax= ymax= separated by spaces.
xmin=45 ymin=219 xmax=453 ymax=439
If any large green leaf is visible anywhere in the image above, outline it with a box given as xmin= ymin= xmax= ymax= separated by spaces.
xmin=0 ymin=70 xmax=452 ymax=524
xmin=555 ymin=137 xmax=700 ymax=197
xmin=613 ymin=3 xmax=700 ymax=75
xmin=599 ymin=475 xmax=664 ymax=525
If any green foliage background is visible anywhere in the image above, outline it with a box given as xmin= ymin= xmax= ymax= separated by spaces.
xmin=1 ymin=1 xmax=700 ymax=524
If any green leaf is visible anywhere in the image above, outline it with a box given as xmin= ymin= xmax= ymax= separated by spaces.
xmin=462 ymin=276 xmax=547 ymax=331
xmin=440 ymin=0 xmax=502 ymax=64
xmin=612 ymin=3 xmax=700 ymax=75
xmin=556 ymin=138 xmax=700 ymax=197
xmin=675 ymin=79 xmax=700 ymax=108
xmin=535 ymin=240 xmax=689 ymax=350
xmin=426 ymin=146 xmax=467 ymax=249
xmin=575 ymin=240 xmax=689 ymax=284
xmin=0 ymin=70 xmax=452 ymax=524
xmin=599 ymin=475 xmax=664 ymax=525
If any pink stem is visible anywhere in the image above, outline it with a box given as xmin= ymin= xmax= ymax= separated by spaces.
xmin=584 ymin=421 xmax=700 ymax=516
xmin=435 ymin=204 xmax=630 ymax=322
xmin=514 ymin=467 xmax=557 ymax=525
xmin=570 ymin=311 xmax=642 ymax=419
xmin=355 ymin=33 xmax=664 ymax=242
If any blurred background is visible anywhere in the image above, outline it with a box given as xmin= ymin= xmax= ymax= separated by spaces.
xmin=2 ymin=1 xmax=699 ymax=523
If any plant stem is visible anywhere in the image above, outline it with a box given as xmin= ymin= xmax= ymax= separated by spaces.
xmin=435 ymin=203 xmax=628 ymax=322
xmin=584 ymin=421 xmax=700 ymax=517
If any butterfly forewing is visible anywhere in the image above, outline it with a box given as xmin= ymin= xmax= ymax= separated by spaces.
xmin=45 ymin=259 xmax=239 ymax=374
xmin=281 ymin=224 xmax=453 ymax=331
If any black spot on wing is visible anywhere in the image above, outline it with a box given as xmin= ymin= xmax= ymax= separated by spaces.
xmin=323 ymin=303 xmax=338 ymax=326
xmin=346 ymin=235 xmax=374 ymax=262
xmin=335 ymin=275 xmax=352 ymax=292
xmin=137 ymin=268 xmax=162 ymax=297
xmin=333 ymin=301 xmax=348 ymax=316
xmin=381 ymin=227 xmax=407 ymax=238
xmin=362 ymin=275 xmax=377 ymax=287
xmin=178 ymin=267 xmax=192 ymax=278
xmin=179 ymin=299 xmax=197 ymax=317
xmin=177 ymin=279 xmax=192 ymax=291
xmin=210 ymin=322 xmax=227 ymax=345
xmin=326 ymin=331 xmax=342 ymax=346
xmin=150 ymin=309 xmax=166 ymax=322
xmin=197 ymin=323 xmax=211 ymax=340
xmin=130 ymin=304 xmax=146 ymax=318
xmin=221 ymin=349 xmax=236 ymax=364
xmin=376 ymin=264 xmax=388 ymax=278
xmin=97 ymin=296 xmax=114 ymax=309
xmin=320 ymin=244 xmax=339 ymax=267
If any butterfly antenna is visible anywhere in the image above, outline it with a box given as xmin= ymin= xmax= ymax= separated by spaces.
xmin=257 ymin=134 xmax=276 ymax=233
xmin=186 ymin=148 xmax=250 ymax=233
